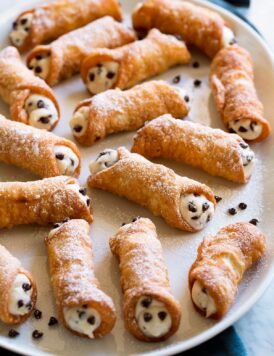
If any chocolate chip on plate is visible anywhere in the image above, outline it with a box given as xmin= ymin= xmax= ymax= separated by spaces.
xmin=48 ymin=316 xmax=58 ymax=326
xmin=33 ymin=309 xmax=42 ymax=320
xmin=8 ymin=329 xmax=19 ymax=338
xmin=194 ymin=79 xmax=202 ymax=87
xmin=228 ymin=208 xmax=237 ymax=215
xmin=238 ymin=202 xmax=247 ymax=210
xmin=249 ymin=218 xmax=259 ymax=226
xmin=172 ymin=75 xmax=180 ymax=84
xmin=214 ymin=195 xmax=222 ymax=203
xmin=32 ymin=330 xmax=43 ymax=339
xmin=184 ymin=95 xmax=190 ymax=102
xmin=192 ymin=61 xmax=200 ymax=68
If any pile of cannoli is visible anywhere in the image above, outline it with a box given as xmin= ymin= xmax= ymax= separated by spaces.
xmin=0 ymin=0 xmax=269 ymax=344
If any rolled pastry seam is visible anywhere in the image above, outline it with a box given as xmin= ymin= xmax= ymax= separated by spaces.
xmin=0 ymin=47 xmax=60 ymax=131
xmin=109 ymin=217 xmax=181 ymax=341
xmin=46 ymin=219 xmax=116 ymax=338
xmin=26 ymin=17 xmax=136 ymax=86
xmin=131 ymin=115 xmax=255 ymax=183
xmin=0 ymin=176 xmax=92 ymax=229
xmin=0 ymin=116 xmax=81 ymax=178
xmin=132 ymin=0 xmax=235 ymax=58
xmin=88 ymin=147 xmax=216 ymax=232
xmin=210 ymin=45 xmax=271 ymax=142
xmin=71 ymin=80 xmax=189 ymax=146
xmin=0 ymin=244 xmax=37 ymax=324
xmin=81 ymin=28 xmax=191 ymax=95
xmin=189 ymin=222 xmax=266 ymax=319
xmin=10 ymin=0 xmax=122 ymax=52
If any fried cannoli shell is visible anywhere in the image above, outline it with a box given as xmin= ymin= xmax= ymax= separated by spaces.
xmin=27 ymin=17 xmax=136 ymax=86
xmin=46 ymin=219 xmax=116 ymax=337
xmin=0 ymin=47 xmax=60 ymax=128
xmin=189 ymin=222 xmax=266 ymax=319
xmin=0 ymin=176 xmax=93 ymax=229
xmin=81 ymin=29 xmax=191 ymax=90
xmin=110 ymin=217 xmax=181 ymax=342
xmin=74 ymin=80 xmax=189 ymax=146
xmin=210 ymin=45 xmax=271 ymax=142
xmin=0 ymin=245 xmax=37 ymax=324
xmin=15 ymin=0 xmax=122 ymax=53
xmin=131 ymin=115 xmax=251 ymax=183
xmin=88 ymin=147 xmax=215 ymax=232
xmin=0 ymin=116 xmax=81 ymax=178
xmin=132 ymin=0 xmax=227 ymax=58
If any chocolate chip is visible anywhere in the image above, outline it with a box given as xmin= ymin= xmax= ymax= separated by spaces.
xmin=79 ymin=188 xmax=87 ymax=196
xmin=206 ymin=214 xmax=211 ymax=223
xmin=12 ymin=21 xmax=17 ymax=29
xmin=239 ymin=126 xmax=248 ymax=132
xmin=141 ymin=298 xmax=152 ymax=308
xmin=229 ymin=38 xmax=237 ymax=45
xmin=250 ymin=121 xmax=257 ymax=131
xmin=82 ymin=304 xmax=88 ymax=309
xmin=22 ymin=283 xmax=32 ymax=292
xmin=37 ymin=100 xmax=45 ymax=108
xmin=194 ymin=79 xmax=202 ymax=87
xmin=53 ymin=223 xmax=60 ymax=228
xmin=70 ymin=158 xmax=75 ymax=166
xmin=95 ymin=136 xmax=101 ymax=141
xmin=77 ymin=310 xmax=85 ymax=319
xmin=28 ymin=102 xmax=33 ymax=107
xmin=24 ymin=27 xmax=30 ymax=32
xmin=249 ymin=218 xmax=258 ymax=226
xmin=143 ymin=312 xmax=152 ymax=322
xmin=36 ymin=55 xmax=42 ymax=61
xmin=34 ymin=309 xmax=42 ymax=320
xmin=106 ymin=71 xmax=115 ymax=79
xmin=55 ymin=153 xmax=64 ymax=160
xmin=26 ymin=302 xmax=32 ymax=310
xmin=158 ymin=311 xmax=167 ymax=321
xmin=18 ymin=300 xmax=24 ymax=308
xmin=193 ymin=193 xmax=200 ymax=197
xmin=62 ymin=217 xmax=70 ymax=223
xmin=35 ymin=66 xmax=42 ymax=74
xmin=74 ymin=125 xmax=83 ymax=133
xmin=121 ymin=222 xmax=126 ymax=226
xmin=32 ymin=330 xmax=43 ymax=339
xmin=29 ymin=66 xmax=34 ymax=70
xmin=97 ymin=63 xmax=103 ymax=68
xmin=188 ymin=202 xmax=197 ymax=213
xmin=191 ymin=216 xmax=199 ymax=220
xmin=229 ymin=128 xmax=236 ymax=133
xmin=48 ymin=316 xmax=58 ymax=326
xmin=86 ymin=198 xmax=91 ymax=206
xmin=228 ymin=208 xmax=237 ymax=215
xmin=39 ymin=116 xmax=50 ymax=124
xmin=20 ymin=18 xmax=28 ymax=25
xmin=132 ymin=216 xmax=140 ymax=222
xmin=8 ymin=329 xmax=19 ymax=338
xmin=89 ymin=73 xmax=95 ymax=81
xmin=172 ymin=75 xmax=180 ymax=84
xmin=214 ymin=195 xmax=222 ymax=203
xmin=246 ymin=155 xmax=253 ymax=163
xmin=202 ymin=202 xmax=209 ymax=212
xmin=192 ymin=61 xmax=200 ymax=68
xmin=238 ymin=202 xmax=247 ymax=210
xmin=240 ymin=142 xmax=248 ymax=149
xmin=184 ymin=95 xmax=190 ymax=102
xmin=87 ymin=315 xmax=96 ymax=325
xmin=202 ymin=287 xmax=207 ymax=293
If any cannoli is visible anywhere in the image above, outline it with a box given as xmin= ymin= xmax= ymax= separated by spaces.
xmin=110 ymin=217 xmax=181 ymax=342
xmin=81 ymin=28 xmax=191 ymax=95
xmin=10 ymin=0 xmax=122 ymax=53
xmin=70 ymin=81 xmax=189 ymax=146
xmin=210 ymin=45 xmax=271 ymax=142
xmin=0 ymin=116 xmax=81 ymax=178
xmin=88 ymin=147 xmax=216 ymax=232
xmin=0 ymin=244 xmax=37 ymax=324
xmin=189 ymin=222 xmax=266 ymax=319
xmin=131 ymin=115 xmax=255 ymax=184
xmin=0 ymin=176 xmax=92 ymax=229
xmin=132 ymin=0 xmax=235 ymax=58
xmin=26 ymin=17 xmax=136 ymax=86
xmin=0 ymin=46 xmax=60 ymax=131
xmin=46 ymin=219 xmax=116 ymax=338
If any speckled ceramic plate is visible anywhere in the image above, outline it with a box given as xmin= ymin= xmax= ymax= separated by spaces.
xmin=0 ymin=0 xmax=273 ymax=355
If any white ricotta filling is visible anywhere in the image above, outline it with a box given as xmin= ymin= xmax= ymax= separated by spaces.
xmin=86 ymin=61 xmax=119 ymax=94
xmin=89 ymin=149 xmax=118 ymax=174
xmin=8 ymin=273 xmax=33 ymax=316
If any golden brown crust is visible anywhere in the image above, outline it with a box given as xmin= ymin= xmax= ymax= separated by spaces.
xmin=109 ymin=217 xmax=181 ymax=342
xmin=45 ymin=219 xmax=116 ymax=338
xmin=74 ymin=81 xmax=189 ymax=146
xmin=0 ymin=177 xmax=93 ymax=229
xmin=88 ymin=147 xmax=216 ymax=232
xmin=0 ymin=47 xmax=60 ymax=130
xmin=14 ymin=0 xmax=122 ymax=53
xmin=131 ymin=115 xmax=250 ymax=183
xmin=0 ymin=115 xmax=81 ymax=178
xmin=132 ymin=0 xmax=227 ymax=58
xmin=81 ymin=29 xmax=191 ymax=92
xmin=0 ymin=244 xmax=37 ymax=325
xmin=188 ymin=222 xmax=266 ymax=319
xmin=26 ymin=17 xmax=136 ymax=86
xmin=210 ymin=45 xmax=271 ymax=142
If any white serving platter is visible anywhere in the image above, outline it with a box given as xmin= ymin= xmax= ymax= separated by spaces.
xmin=0 ymin=0 xmax=273 ymax=355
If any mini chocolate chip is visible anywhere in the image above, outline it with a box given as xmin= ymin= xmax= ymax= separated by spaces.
xmin=70 ymin=158 xmax=75 ymax=166
xmin=55 ymin=153 xmax=64 ymax=160
xmin=229 ymin=38 xmax=237 ymax=45
xmin=37 ymin=100 xmax=45 ymax=108
xmin=194 ymin=79 xmax=202 ymax=87
xmin=12 ymin=21 xmax=17 ymax=29
xmin=95 ymin=136 xmax=101 ymax=141
xmin=229 ymin=128 xmax=236 ymax=133
xmin=250 ymin=122 xmax=257 ymax=131
xmin=29 ymin=66 xmax=34 ymax=70
xmin=26 ymin=302 xmax=32 ymax=310
xmin=228 ymin=208 xmax=237 ymax=215
xmin=77 ymin=311 xmax=85 ymax=319
xmin=214 ymin=195 xmax=222 ymax=203
xmin=74 ymin=125 xmax=83 ymax=133
xmin=39 ymin=116 xmax=50 ymax=124
xmin=20 ymin=18 xmax=28 ymax=25
xmin=249 ymin=218 xmax=258 ymax=226
xmin=36 ymin=55 xmax=42 ymax=60
xmin=141 ymin=298 xmax=152 ymax=308
xmin=18 ymin=300 xmax=24 ymax=308
xmin=193 ymin=193 xmax=200 ymax=197
xmin=86 ymin=198 xmax=91 ymax=206
xmin=87 ymin=315 xmax=96 ymax=325
xmin=53 ymin=223 xmax=60 ymax=228
xmin=34 ymin=309 xmax=42 ymax=320
xmin=32 ymin=330 xmax=43 ymax=339
xmin=24 ymin=27 xmax=30 ymax=32
xmin=191 ymin=216 xmax=199 ymax=220
xmin=239 ymin=126 xmax=248 ymax=132
xmin=202 ymin=202 xmax=209 ymax=212
xmin=206 ymin=214 xmax=211 ymax=223
xmin=184 ymin=95 xmax=190 ymax=102
xmin=79 ymin=188 xmax=87 ymax=196
xmin=97 ymin=63 xmax=103 ymax=68
xmin=192 ymin=61 xmax=200 ymax=68
xmin=158 ymin=311 xmax=167 ymax=321
xmin=188 ymin=202 xmax=197 ymax=213
xmin=48 ymin=316 xmax=58 ymax=326
xmin=121 ymin=222 xmax=126 ymax=226
xmin=106 ymin=71 xmax=115 ymax=79
xmin=89 ymin=73 xmax=95 ymax=81
xmin=240 ymin=142 xmax=248 ymax=149
xmin=202 ymin=287 xmax=207 ymax=293
xmin=22 ymin=283 xmax=32 ymax=292
xmin=238 ymin=202 xmax=247 ymax=210
xmin=35 ymin=66 xmax=42 ymax=74
xmin=28 ymin=101 xmax=33 ymax=107
xmin=132 ymin=216 xmax=140 ymax=222
xmin=82 ymin=304 xmax=88 ymax=309
xmin=8 ymin=329 xmax=19 ymax=338
xmin=172 ymin=75 xmax=180 ymax=84
xmin=246 ymin=155 xmax=253 ymax=163
xmin=143 ymin=312 xmax=152 ymax=322
xmin=62 ymin=217 xmax=70 ymax=223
